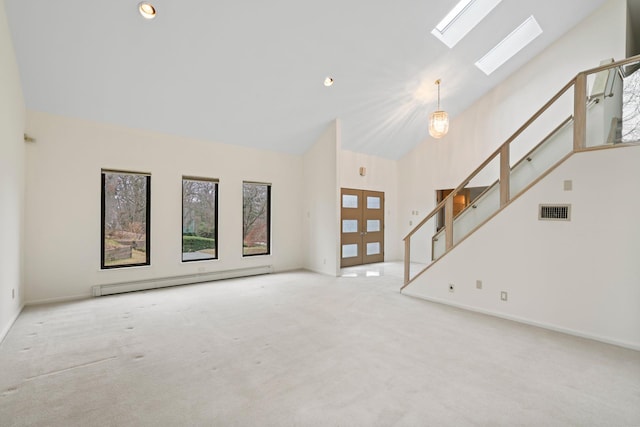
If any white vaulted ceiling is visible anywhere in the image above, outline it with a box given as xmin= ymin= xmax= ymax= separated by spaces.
xmin=5 ymin=0 xmax=607 ymax=159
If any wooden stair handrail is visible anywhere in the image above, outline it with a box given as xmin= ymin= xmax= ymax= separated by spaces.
xmin=403 ymin=77 xmax=575 ymax=243
xmin=428 ymin=115 xmax=575 ymax=244
xmin=402 ymin=54 xmax=640 ymax=287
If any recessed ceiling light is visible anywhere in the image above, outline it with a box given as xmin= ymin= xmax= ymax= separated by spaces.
xmin=431 ymin=0 xmax=503 ymax=48
xmin=475 ymin=15 xmax=543 ymax=75
xmin=324 ymin=77 xmax=334 ymax=87
xmin=138 ymin=2 xmax=157 ymax=20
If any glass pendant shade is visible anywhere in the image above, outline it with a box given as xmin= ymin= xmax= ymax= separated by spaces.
xmin=429 ymin=79 xmax=449 ymax=138
xmin=429 ymin=110 xmax=449 ymax=138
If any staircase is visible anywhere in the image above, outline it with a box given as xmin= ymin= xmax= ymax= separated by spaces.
xmin=402 ymin=55 xmax=640 ymax=290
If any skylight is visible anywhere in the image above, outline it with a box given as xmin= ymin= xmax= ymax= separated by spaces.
xmin=475 ymin=16 xmax=543 ymax=75
xmin=431 ymin=0 xmax=503 ymax=48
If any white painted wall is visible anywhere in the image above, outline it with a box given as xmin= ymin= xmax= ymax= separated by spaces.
xmin=340 ymin=150 xmax=400 ymax=261
xmin=403 ymin=145 xmax=640 ymax=350
xmin=0 ymin=0 xmax=25 ymax=342
xmin=303 ymin=121 xmax=341 ymax=276
xmin=398 ymin=0 xmax=627 ymax=243
xmin=24 ymin=111 xmax=304 ymax=303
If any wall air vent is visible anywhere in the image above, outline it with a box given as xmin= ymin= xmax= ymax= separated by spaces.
xmin=539 ymin=204 xmax=571 ymax=221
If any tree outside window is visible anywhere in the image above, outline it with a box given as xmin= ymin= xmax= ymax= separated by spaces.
xmin=101 ymin=170 xmax=150 ymax=268
xmin=622 ymin=68 xmax=640 ymax=143
xmin=182 ymin=177 xmax=218 ymax=262
xmin=243 ymin=182 xmax=271 ymax=256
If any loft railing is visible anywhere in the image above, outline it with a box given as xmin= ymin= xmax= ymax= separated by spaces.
xmin=402 ymin=55 xmax=640 ymax=289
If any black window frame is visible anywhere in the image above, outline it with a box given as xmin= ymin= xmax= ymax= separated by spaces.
xmin=242 ymin=182 xmax=271 ymax=257
xmin=101 ymin=169 xmax=151 ymax=269
xmin=181 ymin=176 xmax=219 ymax=263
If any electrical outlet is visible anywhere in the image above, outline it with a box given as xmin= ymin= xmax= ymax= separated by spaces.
xmin=12 ymin=288 xmax=15 ymax=299
xmin=476 ymin=280 xmax=482 ymax=290
xmin=501 ymin=291 xmax=508 ymax=301
xmin=449 ymin=284 xmax=455 ymax=293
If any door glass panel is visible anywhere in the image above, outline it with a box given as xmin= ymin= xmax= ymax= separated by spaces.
xmin=342 ymin=244 xmax=358 ymax=258
xmin=342 ymin=194 xmax=358 ymax=208
xmin=342 ymin=220 xmax=358 ymax=233
xmin=367 ymin=220 xmax=380 ymax=232
xmin=367 ymin=196 xmax=381 ymax=209
xmin=366 ymin=242 xmax=380 ymax=255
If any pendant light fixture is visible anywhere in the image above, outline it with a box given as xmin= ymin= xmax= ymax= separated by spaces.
xmin=429 ymin=79 xmax=449 ymax=138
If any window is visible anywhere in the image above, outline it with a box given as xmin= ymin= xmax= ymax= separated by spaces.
xmin=182 ymin=177 xmax=218 ymax=262
xmin=101 ymin=170 xmax=151 ymax=269
xmin=243 ymin=182 xmax=271 ymax=256
xmin=431 ymin=0 xmax=503 ymax=48
xmin=474 ymin=15 xmax=543 ymax=75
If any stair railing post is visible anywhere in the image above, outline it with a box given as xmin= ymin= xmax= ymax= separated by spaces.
xmin=445 ymin=196 xmax=454 ymax=251
xmin=574 ymin=73 xmax=587 ymax=151
xmin=500 ymin=143 xmax=510 ymax=206
xmin=404 ymin=238 xmax=410 ymax=286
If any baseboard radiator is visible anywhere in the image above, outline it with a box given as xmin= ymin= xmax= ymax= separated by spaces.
xmin=92 ymin=265 xmax=273 ymax=297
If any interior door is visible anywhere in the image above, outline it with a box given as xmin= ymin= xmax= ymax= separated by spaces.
xmin=340 ymin=188 xmax=384 ymax=268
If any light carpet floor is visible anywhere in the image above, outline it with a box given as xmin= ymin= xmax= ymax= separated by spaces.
xmin=1 ymin=263 xmax=639 ymax=426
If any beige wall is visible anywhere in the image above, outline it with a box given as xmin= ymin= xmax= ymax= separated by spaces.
xmin=0 ymin=0 xmax=26 ymax=342
xmin=302 ymin=121 xmax=341 ymax=275
xmin=404 ymin=145 xmax=640 ymax=350
xmin=24 ymin=111 xmax=304 ymax=303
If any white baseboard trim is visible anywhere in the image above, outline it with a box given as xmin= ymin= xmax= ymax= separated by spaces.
xmin=93 ymin=265 xmax=273 ymax=296
xmin=23 ymin=266 xmax=274 ymax=305
xmin=0 ymin=304 xmax=25 ymax=345
xmin=402 ymin=291 xmax=640 ymax=351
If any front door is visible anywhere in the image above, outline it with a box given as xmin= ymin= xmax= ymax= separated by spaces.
xmin=340 ymin=188 xmax=384 ymax=268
